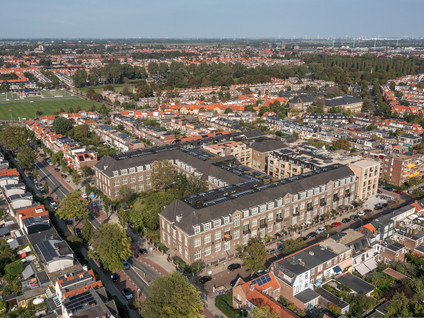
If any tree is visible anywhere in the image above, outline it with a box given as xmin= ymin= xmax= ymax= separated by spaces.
xmin=0 ymin=125 xmax=26 ymax=151
xmin=118 ymin=185 xmax=133 ymax=203
xmin=142 ymin=272 xmax=203 ymax=318
xmin=151 ymin=160 xmax=176 ymax=192
xmin=241 ymin=238 xmax=267 ymax=273
xmin=71 ymin=170 xmax=81 ymax=185
xmin=32 ymin=166 xmax=38 ymax=181
xmin=73 ymin=69 xmax=88 ymax=88
xmin=44 ymin=181 xmax=49 ymax=194
xmin=52 ymin=117 xmax=73 ymax=135
xmin=5 ymin=260 xmax=24 ymax=276
xmin=81 ymin=217 xmax=94 ymax=241
xmin=17 ymin=145 xmax=36 ymax=169
xmin=173 ymin=174 xmax=207 ymax=198
xmin=251 ymin=306 xmax=280 ymax=318
xmin=132 ymin=192 xmax=176 ymax=231
xmin=224 ymin=107 xmax=233 ymax=114
xmin=90 ymin=223 xmax=131 ymax=272
xmin=331 ymin=138 xmax=351 ymax=151
xmin=57 ymin=190 xmax=88 ymax=220
xmin=278 ymin=238 xmax=306 ymax=255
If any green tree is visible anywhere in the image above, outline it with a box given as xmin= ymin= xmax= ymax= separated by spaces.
xmin=90 ymin=223 xmax=131 ymax=272
xmin=0 ymin=125 xmax=26 ymax=151
xmin=17 ymin=145 xmax=36 ymax=169
xmin=118 ymin=185 xmax=133 ymax=203
xmin=5 ymin=260 xmax=24 ymax=276
xmin=241 ymin=238 xmax=267 ymax=273
xmin=151 ymin=160 xmax=176 ymax=192
xmin=73 ymin=69 xmax=88 ymax=88
xmin=81 ymin=217 xmax=94 ymax=241
xmin=71 ymin=170 xmax=81 ymax=185
xmin=57 ymin=190 xmax=88 ymax=220
xmin=52 ymin=117 xmax=73 ymax=135
xmin=32 ymin=166 xmax=38 ymax=181
xmin=331 ymin=138 xmax=351 ymax=151
xmin=251 ymin=306 xmax=280 ymax=318
xmin=133 ymin=192 xmax=176 ymax=231
xmin=44 ymin=181 xmax=49 ymax=194
xmin=142 ymin=272 xmax=203 ymax=318
xmin=279 ymin=238 xmax=306 ymax=255
xmin=224 ymin=107 xmax=233 ymax=114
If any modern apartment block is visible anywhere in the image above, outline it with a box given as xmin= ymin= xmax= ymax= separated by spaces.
xmin=348 ymin=159 xmax=380 ymax=200
xmin=203 ymin=141 xmax=252 ymax=166
xmin=363 ymin=149 xmax=424 ymax=186
xmin=159 ymin=164 xmax=358 ymax=265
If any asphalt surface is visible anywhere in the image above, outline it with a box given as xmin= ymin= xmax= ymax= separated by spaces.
xmin=35 ymin=160 xmax=69 ymax=200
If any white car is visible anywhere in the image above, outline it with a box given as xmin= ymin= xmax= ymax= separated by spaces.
xmin=357 ymin=211 xmax=365 ymax=216
xmin=316 ymin=227 xmax=325 ymax=234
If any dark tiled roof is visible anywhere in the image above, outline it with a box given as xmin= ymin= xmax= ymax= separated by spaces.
xmin=161 ymin=165 xmax=355 ymax=235
xmin=295 ymin=288 xmax=320 ymax=304
xmin=325 ymin=95 xmax=362 ymax=107
xmin=248 ymin=138 xmax=287 ymax=153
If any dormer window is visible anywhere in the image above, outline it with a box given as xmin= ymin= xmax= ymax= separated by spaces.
xmin=223 ymin=216 xmax=230 ymax=224
xmin=194 ymin=226 xmax=200 ymax=234
xmin=120 ymin=169 xmax=128 ymax=175
xmin=203 ymin=223 xmax=211 ymax=231
xmin=213 ymin=219 xmax=221 ymax=227
xmin=113 ymin=171 xmax=118 ymax=177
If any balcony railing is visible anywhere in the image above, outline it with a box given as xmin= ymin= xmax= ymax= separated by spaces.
xmin=276 ymin=217 xmax=283 ymax=223
xmin=260 ymin=223 xmax=267 ymax=229
xmin=243 ymin=228 xmax=251 ymax=235
xmin=223 ymin=234 xmax=232 ymax=241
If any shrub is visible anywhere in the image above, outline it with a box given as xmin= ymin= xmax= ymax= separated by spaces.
xmin=5 ymin=260 xmax=24 ymax=276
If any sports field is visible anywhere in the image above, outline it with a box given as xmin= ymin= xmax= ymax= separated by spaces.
xmin=0 ymin=90 xmax=101 ymax=120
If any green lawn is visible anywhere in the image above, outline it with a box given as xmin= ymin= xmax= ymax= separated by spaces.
xmin=0 ymin=91 xmax=101 ymax=120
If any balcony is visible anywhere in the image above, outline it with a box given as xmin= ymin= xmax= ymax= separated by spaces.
xmin=243 ymin=228 xmax=251 ymax=235
xmin=260 ymin=223 xmax=267 ymax=229
xmin=276 ymin=217 xmax=283 ymax=223
xmin=307 ymin=205 xmax=314 ymax=211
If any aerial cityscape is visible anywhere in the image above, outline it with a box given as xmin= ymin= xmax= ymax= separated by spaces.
xmin=1 ymin=1 xmax=424 ymax=318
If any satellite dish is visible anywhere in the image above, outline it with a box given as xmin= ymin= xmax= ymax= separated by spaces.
xmin=33 ymin=298 xmax=44 ymax=305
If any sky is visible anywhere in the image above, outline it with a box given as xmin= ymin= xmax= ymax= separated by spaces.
xmin=0 ymin=0 xmax=423 ymax=39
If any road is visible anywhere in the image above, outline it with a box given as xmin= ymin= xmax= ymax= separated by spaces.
xmin=35 ymin=160 xmax=69 ymax=200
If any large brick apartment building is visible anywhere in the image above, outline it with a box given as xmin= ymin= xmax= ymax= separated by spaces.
xmin=159 ymin=164 xmax=358 ymax=265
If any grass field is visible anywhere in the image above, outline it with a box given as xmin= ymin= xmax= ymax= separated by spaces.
xmin=0 ymin=90 xmax=101 ymax=120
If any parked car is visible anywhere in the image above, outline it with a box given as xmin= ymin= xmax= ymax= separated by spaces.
xmin=267 ymin=248 xmax=277 ymax=254
xmin=374 ymin=203 xmax=383 ymax=210
xmin=316 ymin=227 xmax=326 ymax=234
xmin=341 ymin=218 xmax=350 ymax=223
xmin=350 ymin=214 xmax=359 ymax=220
xmin=357 ymin=211 xmax=365 ymax=216
xmin=54 ymin=168 xmax=60 ymax=172
xmin=198 ymin=276 xmax=212 ymax=284
xmin=364 ymin=209 xmax=372 ymax=213
xmin=123 ymin=260 xmax=130 ymax=270
xmin=306 ymin=232 xmax=316 ymax=239
xmin=230 ymin=277 xmax=239 ymax=287
xmin=82 ymin=193 xmax=88 ymax=199
xmin=383 ymin=187 xmax=393 ymax=191
xmin=110 ymin=273 xmax=119 ymax=282
xmin=138 ymin=248 xmax=148 ymax=255
xmin=394 ymin=190 xmax=403 ymax=195
xmin=66 ymin=219 xmax=73 ymax=226
xmin=331 ymin=222 xmax=342 ymax=227
xmin=227 ymin=263 xmax=241 ymax=271
xmin=122 ymin=288 xmax=133 ymax=300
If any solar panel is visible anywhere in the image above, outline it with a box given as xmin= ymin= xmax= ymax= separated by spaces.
xmin=252 ymin=273 xmax=271 ymax=287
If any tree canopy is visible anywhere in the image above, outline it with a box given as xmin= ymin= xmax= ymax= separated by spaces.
xmin=142 ymin=272 xmax=203 ymax=318
xmin=57 ymin=190 xmax=88 ymax=220
xmin=0 ymin=125 xmax=26 ymax=151
xmin=90 ymin=223 xmax=131 ymax=272
xmin=240 ymin=238 xmax=267 ymax=273
xmin=52 ymin=117 xmax=74 ymax=135
xmin=151 ymin=160 xmax=176 ymax=192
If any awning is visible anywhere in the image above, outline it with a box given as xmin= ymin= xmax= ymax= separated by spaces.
xmin=364 ymin=258 xmax=378 ymax=271
xmin=355 ymin=263 xmax=370 ymax=276
xmin=22 ymin=264 xmax=35 ymax=280
xmin=333 ymin=266 xmax=342 ymax=274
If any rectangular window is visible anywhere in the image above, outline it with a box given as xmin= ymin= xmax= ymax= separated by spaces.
xmin=138 ymin=175 xmax=144 ymax=181
xmin=184 ymin=236 xmax=188 ymax=247
xmin=215 ymin=231 xmax=221 ymax=240
xmin=267 ymin=213 xmax=273 ymax=221
xmin=194 ymin=250 xmax=201 ymax=260
xmin=215 ymin=243 xmax=221 ymax=252
xmin=234 ymin=230 xmax=240 ymax=240
xmin=204 ymin=246 xmax=211 ymax=256
xmin=213 ymin=219 xmax=221 ymax=227
xmin=194 ymin=238 xmax=201 ymax=247
xmin=224 ymin=241 xmax=230 ymax=251
xmin=318 ymin=264 xmax=323 ymax=272
xmin=178 ymin=232 xmax=182 ymax=242
xmin=130 ymin=176 xmax=136 ymax=183
xmin=203 ymin=223 xmax=211 ymax=231
xmin=122 ymin=178 xmax=128 ymax=185
xmin=194 ymin=226 xmax=200 ymax=234
xmin=252 ymin=218 xmax=257 ymax=227
xmin=204 ymin=234 xmax=211 ymax=244
xmin=234 ymin=215 xmax=240 ymax=227
xmin=114 ymin=180 xmax=120 ymax=186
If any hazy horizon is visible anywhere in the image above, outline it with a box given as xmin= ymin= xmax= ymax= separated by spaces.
xmin=1 ymin=0 xmax=423 ymax=39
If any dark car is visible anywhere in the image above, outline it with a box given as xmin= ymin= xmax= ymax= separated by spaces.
xmin=66 ymin=219 xmax=73 ymax=226
xmin=350 ymin=214 xmax=359 ymax=220
xmin=364 ymin=209 xmax=372 ymax=213
xmin=54 ymin=167 xmax=60 ymax=172
xmin=110 ymin=273 xmax=119 ymax=282
xmin=198 ymin=276 xmax=212 ymax=284
xmin=47 ymin=197 xmax=54 ymax=204
xmin=228 ymin=263 xmax=241 ymax=271
xmin=123 ymin=260 xmax=130 ymax=270
xmin=306 ymin=232 xmax=316 ymax=239
xmin=138 ymin=248 xmax=148 ymax=255
xmin=122 ymin=288 xmax=133 ymax=300
xmin=342 ymin=218 xmax=350 ymax=223
xmin=382 ymin=203 xmax=388 ymax=207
